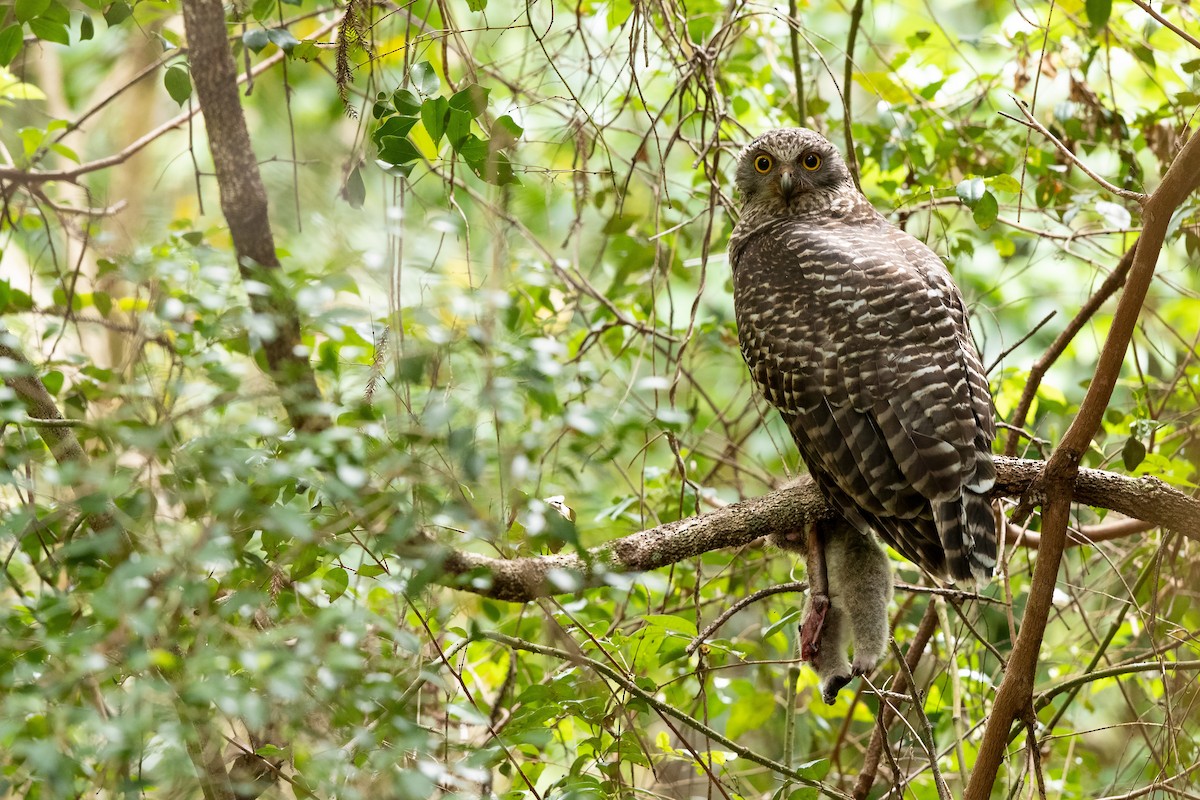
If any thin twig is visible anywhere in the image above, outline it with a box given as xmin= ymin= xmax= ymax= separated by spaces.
xmin=985 ymin=310 xmax=1057 ymax=375
xmin=1129 ymin=0 xmax=1200 ymax=51
xmin=1036 ymin=660 xmax=1200 ymax=708
xmin=1005 ymin=246 xmax=1135 ymax=456
xmin=686 ymin=580 xmax=807 ymax=656
xmin=1003 ymin=516 xmax=1155 ymax=549
xmin=889 ymin=637 xmax=952 ymax=800
xmin=841 ymin=0 xmax=864 ymax=188
xmin=483 ymin=632 xmax=852 ymax=799
xmin=853 ymin=602 xmax=940 ymax=799
xmin=1004 ymin=100 xmax=1147 ymax=203
xmin=787 ymin=0 xmax=805 ymax=123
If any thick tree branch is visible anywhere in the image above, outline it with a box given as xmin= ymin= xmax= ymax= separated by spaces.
xmin=964 ymin=124 xmax=1200 ymax=800
xmin=181 ymin=0 xmax=328 ymax=433
xmin=423 ymin=456 xmax=1200 ymax=603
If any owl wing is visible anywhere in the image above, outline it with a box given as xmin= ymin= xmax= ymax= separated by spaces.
xmin=731 ymin=217 xmax=997 ymax=582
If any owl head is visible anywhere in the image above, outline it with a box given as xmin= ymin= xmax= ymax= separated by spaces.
xmin=734 ymin=128 xmax=852 ymax=205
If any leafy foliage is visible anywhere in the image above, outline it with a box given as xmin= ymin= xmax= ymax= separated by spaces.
xmin=1 ymin=0 xmax=1199 ymax=798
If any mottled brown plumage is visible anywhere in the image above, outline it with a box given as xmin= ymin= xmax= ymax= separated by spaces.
xmin=730 ymin=128 xmax=997 ymax=584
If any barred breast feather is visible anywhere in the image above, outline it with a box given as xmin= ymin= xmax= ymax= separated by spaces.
xmin=731 ymin=210 xmax=997 ymax=583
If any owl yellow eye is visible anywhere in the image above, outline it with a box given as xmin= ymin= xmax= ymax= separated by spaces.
xmin=802 ymin=152 xmax=821 ymax=171
xmin=754 ymin=154 xmax=773 ymax=173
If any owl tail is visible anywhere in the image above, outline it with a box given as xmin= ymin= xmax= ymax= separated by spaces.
xmin=935 ymin=490 xmax=998 ymax=585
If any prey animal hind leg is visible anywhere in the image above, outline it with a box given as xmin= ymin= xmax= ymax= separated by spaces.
xmin=827 ymin=526 xmax=893 ymax=680
xmin=772 ymin=516 xmax=894 ymax=704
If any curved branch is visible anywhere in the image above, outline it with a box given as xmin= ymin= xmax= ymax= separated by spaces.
xmin=1035 ymin=659 xmax=1200 ymax=710
xmin=685 ymin=580 xmax=807 ymax=656
xmin=424 ymin=456 xmax=1200 ymax=603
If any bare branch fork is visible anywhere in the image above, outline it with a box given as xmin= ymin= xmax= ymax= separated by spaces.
xmin=422 ymin=456 xmax=1200 ymax=604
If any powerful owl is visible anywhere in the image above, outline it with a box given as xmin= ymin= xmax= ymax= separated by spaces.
xmin=729 ymin=128 xmax=997 ymax=701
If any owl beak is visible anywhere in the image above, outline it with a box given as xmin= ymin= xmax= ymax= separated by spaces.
xmin=779 ymin=170 xmax=794 ymax=199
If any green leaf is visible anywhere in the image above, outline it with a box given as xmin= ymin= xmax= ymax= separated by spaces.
xmin=43 ymin=370 xmax=64 ymax=395
xmin=251 ymin=0 xmax=275 ymax=21
xmin=904 ymin=29 xmax=931 ymax=48
xmin=762 ymin=608 xmax=802 ymax=641
xmin=340 ymin=165 xmax=365 ymax=209
xmin=163 ymin=65 xmax=191 ymax=105
xmin=641 ymin=614 xmax=697 ymax=636
xmin=726 ymin=682 xmax=775 ymax=740
xmin=29 ymin=18 xmax=69 ymax=45
xmin=243 ymin=28 xmax=269 ymax=52
xmin=490 ymin=114 xmax=523 ymax=148
xmin=372 ymin=115 xmax=418 ymax=145
xmin=455 ymin=133 xmax=489 ymax=163
xmin=1122 ymin=437 xmax=1146 ymax=470
xmin=266 ymin=28 xmax=299 ymax=52
xmin=15 ymin=0 xmax=51 ymax=23
xmin=956 ymin=177 xmax=986 ymax=207
xmin=41 ymin=1 xmax=69 ymax=24
xmin=102 ymin=1 xmax=131 ymax=25
xmin=421 ymin=96 xmax=449 ymax=145
xmin=292 ymin=39 xmax=319 ymax=61
xmin=393 ymin=88 xmax=421 ymax=116
xmin=1085 ymin=0 xmax=1111 ymax=31
xmin=445 ymin=108 xmax=472 ymax=146
xmin=378 ymin=135 xmax=421 ymax=164
xmin=93 ymin=291 xmax=112 ymax=317
xmin=323 ymin=567 xmax=348 ymax=601
xmin=289 ymin=547 xmax=321 ymax=581
xmin=79 ymin=14 xmax=93 ymax=40
xmin=0 ymin=282 xmax=33 ymax=314
xmin=483 ymin=151 xmax=519 ymax=185
xmin=466 ymin=0 xmax=486 ymax=10
xmin=379 ymin=161 xmax=414 ymax=178
xmin=1130 ymin=44 xmax=1155 ymax=69
xmin=972 ymin=191 xmax=998 ymax=230
xmin=449 ymin=84 xmax=489 ymax=117
xmin=787 ymin=791 xmax=818 ymax=800
xmin=410 ymin=61 xmax=439 ymax=96
xmin=986 ymin=173 xmax=1021 ymax=193
xmin=0 ymin=24 xmax=22 ymax=66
